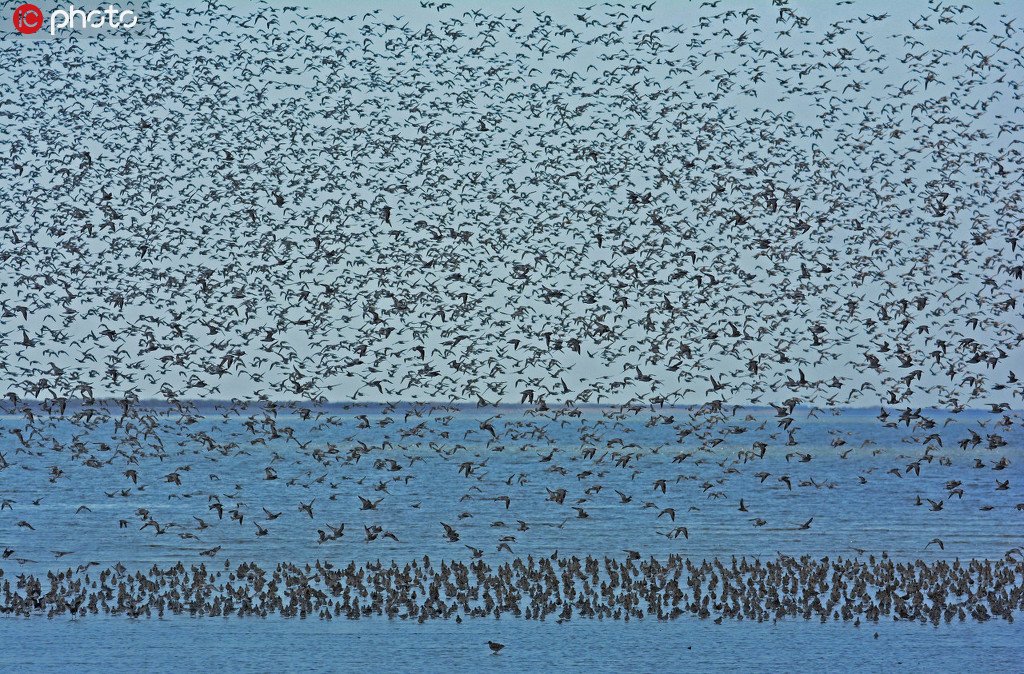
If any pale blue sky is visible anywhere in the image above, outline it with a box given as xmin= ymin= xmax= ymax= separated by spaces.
xmin=1 ymin=0 xmax=1021 ymax=407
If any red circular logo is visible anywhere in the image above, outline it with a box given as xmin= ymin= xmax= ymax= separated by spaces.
xmin=13 ymin=3 xmax=43 ymax=34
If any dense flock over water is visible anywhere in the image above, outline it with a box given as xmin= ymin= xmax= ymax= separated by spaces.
xmin=2 ymin=0 xmax=1023 ymax=669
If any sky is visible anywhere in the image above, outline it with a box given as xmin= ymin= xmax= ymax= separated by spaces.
xmin=1 ymin=0 xmax=1021 ymax=406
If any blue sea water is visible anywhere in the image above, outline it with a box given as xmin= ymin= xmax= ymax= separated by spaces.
xmin=1 ymin=615 xmax=1020 ymax=673
xmin=0 ymin=405 xmax=1021 ymax=671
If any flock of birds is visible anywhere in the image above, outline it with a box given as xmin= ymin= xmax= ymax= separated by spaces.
xmin=0 ymin=0 xmax=1022 ymax=626
xmin=2 ymin=554 xmax=1023 ymax=626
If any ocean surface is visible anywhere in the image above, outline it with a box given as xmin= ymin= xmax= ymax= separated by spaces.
xmin=1 ymin=615 xmax=1021 ymax=673
xmin=0 ymin=405 xmax=1021 ymax=671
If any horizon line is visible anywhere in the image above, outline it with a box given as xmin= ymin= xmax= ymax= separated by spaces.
xmin=1 ymin=397 xmax=1015 ymax=413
